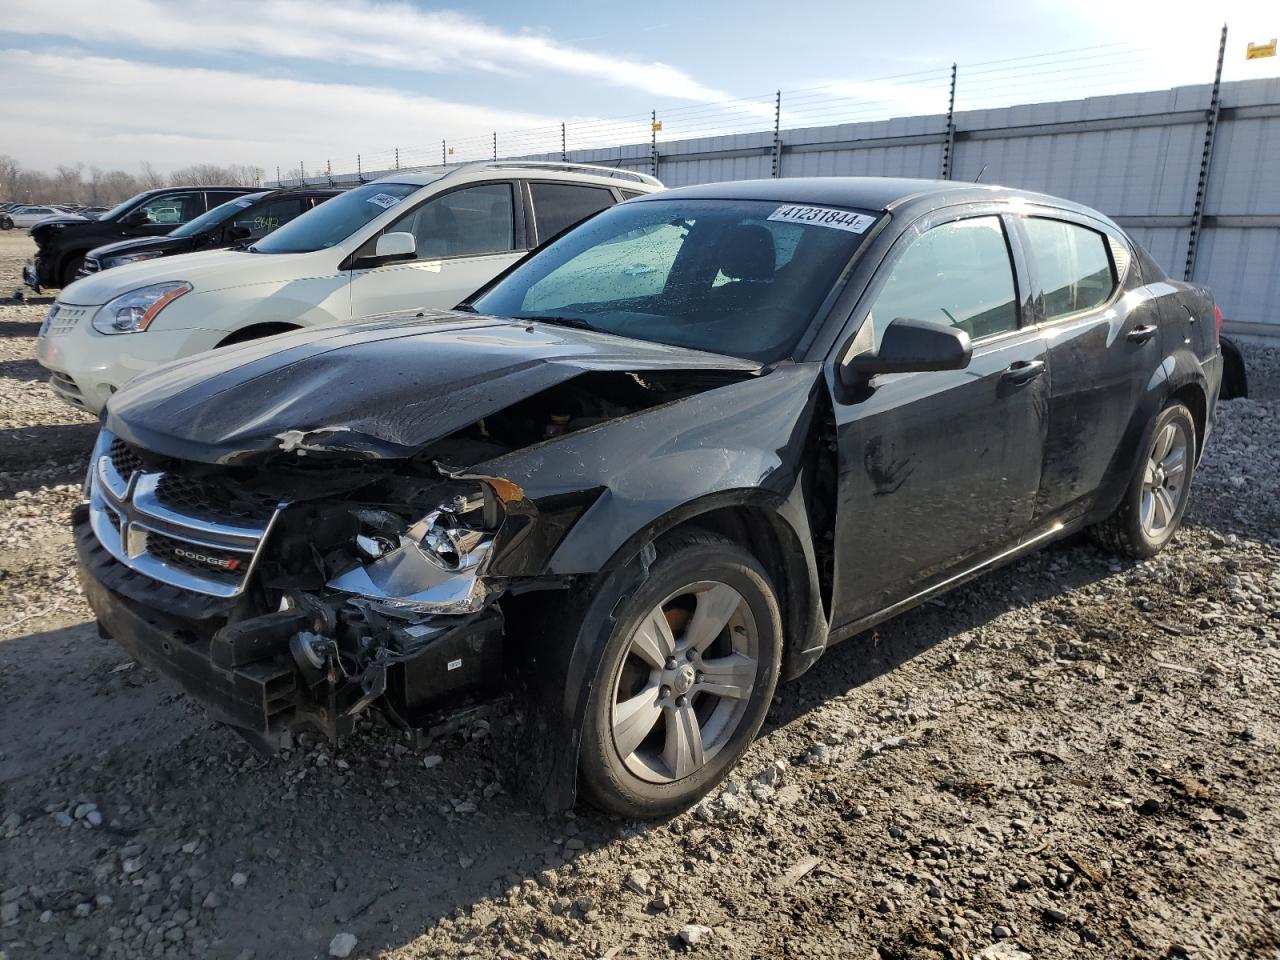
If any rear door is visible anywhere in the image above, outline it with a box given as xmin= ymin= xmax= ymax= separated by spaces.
xmin=830 ymin=209 xmax=1050 ymax=628
xmin=347 ymin=180 xmax=525 ymax=318
xmin=1009 ymin=214 xmax=1159 ymax=521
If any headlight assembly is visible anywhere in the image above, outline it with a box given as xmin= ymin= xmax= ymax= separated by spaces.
xmin=92 ymin=281 xmax=192 ymax=335
xmin=103 ymin=250 xmax=165 ymax=269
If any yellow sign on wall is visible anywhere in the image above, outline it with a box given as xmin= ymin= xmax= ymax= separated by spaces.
xmin=1246 ymin=39 xmax=1277 ymax=59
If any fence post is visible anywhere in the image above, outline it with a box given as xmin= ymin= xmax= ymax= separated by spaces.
xmin=941 ymin=63 xmax=957 ymax=179
xmin=493 ymin=131 xmax=498 ymax=161
xmin=1184 ymin=23 xmax=1228 ymax=282
xmin=771 ymin=90 xmax=783 ymax=178
xmin=299 ymin=161 xmax=305 ymax=184
xmin=651 ymin=110 xmax=659 ymax=179
xmin=442 ymin=140 xmax=447 ymax=165
xmin=276 ymin=165 xmax=281 ymax=186
xmin=561 ymin=122 xmax=567 ymax=162
xmin=357 ymin=154 xmax=362 ymax=181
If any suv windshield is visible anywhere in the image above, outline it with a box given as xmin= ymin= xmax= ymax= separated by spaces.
xmin=170 ymin=193 xmax=269 ymax=238
xmin=97 ymin=192 xmax=150 ymax=223
xmin=472 ymin=198 xmax=878 ymax=362
xmin=251 ymin=182 xmax=423 ymax=254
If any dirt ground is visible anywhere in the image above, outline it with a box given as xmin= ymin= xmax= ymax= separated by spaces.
xmin=0 ymin=232 xmax=1277 ymax=960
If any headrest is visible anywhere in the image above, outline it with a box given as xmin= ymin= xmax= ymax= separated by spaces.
xmin=711 ymin=223 xmax=775 ymax=283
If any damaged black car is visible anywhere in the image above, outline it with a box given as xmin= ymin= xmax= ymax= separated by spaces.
xmin=75 ymin=178 xmax=1223 ymax=816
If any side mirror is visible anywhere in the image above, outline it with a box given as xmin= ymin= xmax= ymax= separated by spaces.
xmin=121 ymin=208 xmax=149 ymax=226
xmin=840 ymin=318 xmax=972 ymax=384
xmin=374 ymin=231 xmax=416 ymax=260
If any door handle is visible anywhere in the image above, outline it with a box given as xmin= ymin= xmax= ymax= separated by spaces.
xmin=1001 ymin=359 xmax=1046 ymax=386
xmin=1127 ymin=324 xmax=1158 ymax=344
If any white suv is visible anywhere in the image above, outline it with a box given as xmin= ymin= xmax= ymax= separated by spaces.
xmin=36 ymin=162 xmax=662 ymax=412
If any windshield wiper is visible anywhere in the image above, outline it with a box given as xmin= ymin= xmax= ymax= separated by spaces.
xmin=511 ymin=314 xmax=600 ymax=331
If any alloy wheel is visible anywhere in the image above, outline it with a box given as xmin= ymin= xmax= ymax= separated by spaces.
xmin=1140 ymin=419 xmax=1190 ymax=538
xmin=609 ymin=580 xmax=759 ymax=784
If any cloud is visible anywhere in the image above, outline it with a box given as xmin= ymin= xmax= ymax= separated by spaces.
xmin=0 ymin=0 xmax=733 ymax=102
xmin=0 ymin=50 xmax=567 ymax=171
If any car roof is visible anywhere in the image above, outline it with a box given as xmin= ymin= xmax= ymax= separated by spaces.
xmin=631 ymin=176 xmax=1116 ymax=227
xmin=372 ymin=161 xmax=662 ymax=190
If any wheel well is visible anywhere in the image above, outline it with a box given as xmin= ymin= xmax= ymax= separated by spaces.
xmin=215 ymin=322 xmax=301 ymax=347
xmin=1170 ymin=383 xmax=1207 ymax=459
xmin=660 ymin=505 xmax=816 ymax=676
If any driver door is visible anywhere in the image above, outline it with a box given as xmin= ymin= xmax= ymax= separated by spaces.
xmin=347 ymin=181 xmax=525 ymax=318
xmin=829 ymin=211 xmax=1050 ymax=629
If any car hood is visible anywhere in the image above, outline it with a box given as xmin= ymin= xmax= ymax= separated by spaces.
xmin=105 ymin=310 xmax=763 ymax=464
xmin=88 ymin=235 xmax=184 ymax=260
xmin=29 ymin=214 xmax=87 ymax=229
xmin=57 ymin=247 xmax=331 ymax=306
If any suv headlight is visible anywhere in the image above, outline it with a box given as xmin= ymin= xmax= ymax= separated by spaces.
xmin=103 ymin=250 xmax=165 ymax=269
xmin=92 ymin=282 xmax=192 ymax=335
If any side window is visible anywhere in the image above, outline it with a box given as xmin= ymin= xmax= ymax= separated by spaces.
xmin=867 ymin=216 xmax=1018 ymax=343
xmin=1022 ymin=218 xmax=1116 ymax=321
xmin=230 ymin=198 xmax=306 ymax=240
xmin=619 ymin=189 xmax=645 ymax=200
xmin=388 ymin=183 xmax=515 ymax=260
xmin=139 ymin=192 xmax=205 ymax=225
xmin=530 ymin=182 xmax=615 ymax=241
xmin=205 ymin=190 xmax=248 ymax=207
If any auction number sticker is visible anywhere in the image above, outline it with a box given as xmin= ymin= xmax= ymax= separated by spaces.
xmin=768 ymin=205 xmax=875 ymax=233
xmin=366 ymin=193 xmax=402 ymax=209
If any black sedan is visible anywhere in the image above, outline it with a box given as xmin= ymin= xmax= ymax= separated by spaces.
xmin=74 ymin=177 xmax=1222 ymax=816
xmin=77 ymin=188 xmax=341 ymax=279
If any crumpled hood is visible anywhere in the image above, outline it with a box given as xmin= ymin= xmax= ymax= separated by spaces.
xmin=106 ymin=309 xmax=762 ymax=464
xmin=57 ymin=247 xmax=333 ymax=306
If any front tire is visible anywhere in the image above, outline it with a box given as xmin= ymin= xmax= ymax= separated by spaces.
xmin=578 ymin=531 xmax=782 ymax=818
xmin=1090 ymin=402 xmax=1197 ymax=558
xmin=0 ymin=217 xmax=12 ymax=231
xmin=60 ymin=255 xmax=84 ymax=288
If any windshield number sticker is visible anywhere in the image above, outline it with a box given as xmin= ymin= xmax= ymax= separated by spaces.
xmin=366 ymin=193 xmax=402 ymax=210
xmin=768 ymin=205 xmax=875 ymax=233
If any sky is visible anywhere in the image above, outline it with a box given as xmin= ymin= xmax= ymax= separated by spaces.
xmin=0 ymin=0 xmax=1277 ymax=175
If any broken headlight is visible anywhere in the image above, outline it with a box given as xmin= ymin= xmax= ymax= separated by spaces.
xmin=327 ymin=484 xmax=502 ymax=615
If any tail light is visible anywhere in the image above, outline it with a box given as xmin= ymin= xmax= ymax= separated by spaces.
xmin=1213 ymin=303 xmax=1223 ymax=342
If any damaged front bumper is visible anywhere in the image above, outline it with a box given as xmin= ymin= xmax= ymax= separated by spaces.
xmin=74 ymin=504 xmax=505 ymax=747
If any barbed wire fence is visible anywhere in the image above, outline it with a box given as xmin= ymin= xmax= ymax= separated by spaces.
xmin=269 ymin=32 xmax=1235 ymax=189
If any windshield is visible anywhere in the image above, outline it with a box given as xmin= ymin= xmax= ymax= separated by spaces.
xmin=471 ymin=198 xmax=878 ymax=362
xmin=251 ymin=181 xmax=423 ymax=253
xmin=169 ymin=192 xmax=268 ymax=238
xmin=98 ymin=192 xmax=150 ymax=223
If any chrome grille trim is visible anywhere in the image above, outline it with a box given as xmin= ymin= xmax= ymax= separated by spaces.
xmin=88 ymin=441 xmax=285 ymax=598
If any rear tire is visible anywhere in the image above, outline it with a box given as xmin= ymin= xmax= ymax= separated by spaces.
xmin=1089 ymin=402 xmax=1197 ymax=559
xmin=0 ymin=217 xmax=12 ymax=231
xmin=578 ymin=531 xmax=782 ymax=818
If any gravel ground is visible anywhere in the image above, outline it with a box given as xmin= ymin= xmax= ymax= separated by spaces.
xmin=0 ymin=232 xmax=1278 ymax=960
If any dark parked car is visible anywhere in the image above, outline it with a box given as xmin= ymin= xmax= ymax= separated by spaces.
xmin=77 ymin=188 xmax=342 ymax=279
xmin=75 ymin=178 xmax=1222 ymax=816
xmin=23 ymin=185 xmax=261 ymax=291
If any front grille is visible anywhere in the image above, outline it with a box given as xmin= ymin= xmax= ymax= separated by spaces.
xmin=146 ymin=531 xmax=246 ymax=585
xmin=109 ymin=438 xmax=143 ymax=478
xmin=86 ymin=432 xmax=284 ymax=598
xmin=154 ymin=473 xmax=278 ymax=527
xmin=43 ymin=303 xmax=90 ymax=337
